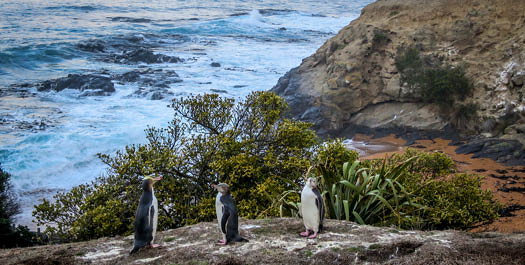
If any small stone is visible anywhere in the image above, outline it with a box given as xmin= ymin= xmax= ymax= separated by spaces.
xmin=211 ymin=62 xmax=221 ymax=67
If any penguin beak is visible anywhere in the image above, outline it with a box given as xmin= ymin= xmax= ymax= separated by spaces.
xmin=153 ymin=176 xmax=162 ymax=182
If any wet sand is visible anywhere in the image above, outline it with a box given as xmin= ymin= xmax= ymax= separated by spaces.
xmin=353 ymin=134 xmax=525 ymax=233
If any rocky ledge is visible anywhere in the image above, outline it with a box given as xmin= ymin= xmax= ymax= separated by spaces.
xmin=1 ymin=218 xmax=524 ymax=265
xmin=272 ymin=0 xmax=525 ymax=164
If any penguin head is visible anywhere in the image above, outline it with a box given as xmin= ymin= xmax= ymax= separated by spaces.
xmin=212 ymin=183 xmax=230 ymax=194
xmin=306 ymin=177 xmax=318 ymax=189
xmin=142 ymin=174 xmax=162 ymax=191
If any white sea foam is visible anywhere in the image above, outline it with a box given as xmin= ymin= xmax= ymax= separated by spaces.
xmin=0 ymin=0 xmax=375 ymax=228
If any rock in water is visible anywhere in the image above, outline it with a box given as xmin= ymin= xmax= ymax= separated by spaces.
xmin=37 ymin=74 xmax=115 ymax=96
xmin=106 ymin=48 xmax=183 ymax=64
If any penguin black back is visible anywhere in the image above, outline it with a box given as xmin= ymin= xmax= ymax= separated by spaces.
xmin=219 ymin=192 xmax=247 ymax=243
xmin=312 ymin=187 xmax=324 ymax=232
xmin=130 ymin=179 xmax=154 ymax=254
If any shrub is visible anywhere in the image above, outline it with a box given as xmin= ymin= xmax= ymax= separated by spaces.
xmin=421 ymin=66 xmax=473 ymax=105
xmin=33 ymin=91 xmax=318 ymax=241
xmin=363 ymin=149 xmax=499 ymax=229
xmin=314 ymin=139 xmax=359 ymax=188
xmin=452 ymin=103 xmax=479 ymax=131
xmin=323 ymin=158 xmax=422 ymax=226
xmin=1 ymin=165 xmax=43 ymax=248
xmin=417 ymin=174 xmax=500 ymax=229
xmin=372 ymin=30 xmax=388 ymax=44
xmin=395 ymin=45 xmax=473 ymax=106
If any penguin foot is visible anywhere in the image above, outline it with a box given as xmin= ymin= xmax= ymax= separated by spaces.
xmin=151 ymin=244 xmax=160 ymax=248
xmin=308 ymin=232 xmax=318 ymax=239
xmin=300 ymin=230 xmax=311 ymax=237
xmin=216 ymin=239 xmax=227 ymax=245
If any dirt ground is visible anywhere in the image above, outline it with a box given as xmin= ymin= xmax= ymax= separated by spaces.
xmin=0 ymin=218 xmax=524 ymax=265
xmin=356 ymin=134 xmax=525 ymax=233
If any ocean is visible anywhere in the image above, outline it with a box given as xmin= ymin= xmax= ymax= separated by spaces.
xmin=0 ymin=0 xmax=374 ymax=227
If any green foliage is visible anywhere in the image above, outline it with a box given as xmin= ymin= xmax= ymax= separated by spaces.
xmin=421 ymin=66 xmax=473 ymax=105
xmin=452 ymin=103 xmax=479 ymax=131
xmin=314 ymin=139 xmax=359 ymax=188
xmin=323 ymin=158 xmax=422 ymax=226
xmin=1 ymin=165 xmax=43 ymax=248
xmin=0 ymin=165 xmax=19 ymax=234
xmin=395 ymin=46 xmax=473 ymax=105
xmin=364 ymin=149 xmax=499 ymax=229
xmin=372 ymin=30 xmax=388 ymax=44
xmin=416 ymin=174 xmax=500 ymax=229
xmin=33 ymin=91 xmax=318 ymax=241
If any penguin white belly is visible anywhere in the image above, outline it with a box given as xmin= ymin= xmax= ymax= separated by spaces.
xmin=215 ymin=192 xmax=223 ymax=233
xmin=301 ymin=187 xmax=320 ymax=232
xmin=151 ymin=190 xmax=158 ymax=242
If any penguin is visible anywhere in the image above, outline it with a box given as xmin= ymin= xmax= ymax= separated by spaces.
xmin=130 ymin=175 xmax=162 ymax=254
xmin=300 ymin=177 xmax=324 ymax=239
xmin=212 ymin=183 xmax=247 ymax=245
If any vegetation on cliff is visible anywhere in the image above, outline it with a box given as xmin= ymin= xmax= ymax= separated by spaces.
xmin=31 ymin=93 xmax=500 ymax=243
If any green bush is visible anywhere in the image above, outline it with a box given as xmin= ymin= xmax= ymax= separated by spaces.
xmin=421 ymin=66 xmax=473 ymax=105
xmin=363 ymin=149 xmax=499 ymax=229
xmin=1 ymin=165 xmax=43 ymax=248
xmin=452 ymin=103 xmax=479 ymax=131
xmin=314 ymin=139 xmax=359 ymax=188
xmin=395 ymin=46 xmax=473 ymax=105
xmin=323 ymin=158 xmax=422 ymax=226
xmin=33 ymin=91 xmax=318 ymax=242
xmin=417 ymin=174 xmax=500 ymax=229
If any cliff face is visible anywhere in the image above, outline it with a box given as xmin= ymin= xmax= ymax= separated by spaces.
xmin=272 ymin=0 xmax=525 ymax=149
xmin=1 ymin=218 xmax=524 ymax=265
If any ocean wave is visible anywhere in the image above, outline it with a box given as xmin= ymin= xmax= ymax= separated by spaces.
xmin=44 ymin=5 xmax=103 ymax=12
xmin=0 ymin=43 xmax=79 ymax=69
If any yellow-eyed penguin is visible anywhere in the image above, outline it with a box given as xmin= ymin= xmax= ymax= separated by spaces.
xmin=212 ymin=183 xmax=247 ymax=245
xmin=130 ymin=175 xmax=162 ymax=254
xmin=300 ymin=177 xmax=324 ymax=239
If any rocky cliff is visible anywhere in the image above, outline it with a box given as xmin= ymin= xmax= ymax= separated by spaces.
xmin=272 ymin=0 xmax=525 ymax=164
xmin=1 ymin=218 xmax=524 ymax=265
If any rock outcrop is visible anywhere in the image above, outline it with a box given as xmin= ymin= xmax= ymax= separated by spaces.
xmin=272 ymin=0 xmax=525 ymax=162
xmin=1 ymin=218 xmax=524 ymax=265
xmin=37 ymin=74 xmax=115 ymax=96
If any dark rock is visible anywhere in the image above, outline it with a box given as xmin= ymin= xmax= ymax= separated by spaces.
xmin=210 ymin=62 xmax=221 ymax=67
xmin=115 ymin=70 xmax=142 ymax=82
xmin=105 ymin=48 xmax=183 ymax=64
xmin=150 ymin=91 xmax=164 ymax=100
xmin=457 ymin=138 xmax=525 ymax=165
xmin=279 ymin=27 xmax=287 ymax=31
xmin=210 ymin=89 xmax=227 ymax=94
xmin=233 ymin=85 xmax=246 ymax=88
xmin=113 ymin=68 xmax=182 ymax=92
xmin=37 ymin=74 xmax=115 ymax=96
xmin=489 ymin=174 xmax=519 ymax=180
xmin=498 ymin=204 xmax=525 ymax=217
xmin=110 ymin=17 xmax=152 ymax=23
xmin=499 ymin=186 xmax=525 ymax=193
xmin=131 ymin=87 xmax=174 ymax=100
xmin=77 ymin=39 xmax=106 ymax=53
